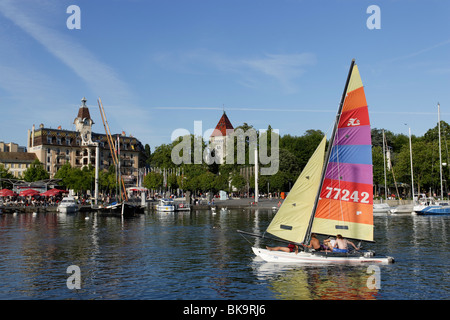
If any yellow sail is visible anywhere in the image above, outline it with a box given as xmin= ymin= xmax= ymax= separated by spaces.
xmin=266 ymin=136 xmax=327 ymax=243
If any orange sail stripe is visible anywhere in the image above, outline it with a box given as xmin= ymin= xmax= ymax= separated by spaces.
xmin=315 ymin=199 xmax=373 ymax=225
xmin=342 ymin=86 xmax=367 ymax=112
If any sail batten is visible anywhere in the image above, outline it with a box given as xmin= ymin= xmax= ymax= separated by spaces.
xmin=311 ymin=62 xmax=374 ymax=242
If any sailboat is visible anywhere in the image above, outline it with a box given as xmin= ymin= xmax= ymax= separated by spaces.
xmin=238 ymin=60 xmax=394 ymax=264
xmin=95 ymin=98 xmax=144 ymax=217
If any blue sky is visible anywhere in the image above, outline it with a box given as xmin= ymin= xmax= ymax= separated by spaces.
xmin=0 ymin=0 xmax=449 ymax=151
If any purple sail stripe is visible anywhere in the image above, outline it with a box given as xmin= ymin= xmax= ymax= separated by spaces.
xmin=333 ymin=126 xmax=372 ymax=146
xmin=325 ymin=162 xmax=373 ymax=185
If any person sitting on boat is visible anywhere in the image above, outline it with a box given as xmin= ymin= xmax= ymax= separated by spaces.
xmin=266 ymin=243 xmax=298 ymax=254
xmin=303 ymin=233 xmax=327 ymax=251
xmin=323 ymin=237 xmax=336 ymax=251
xmin=333 ymin=234 xmax=359 ymax=252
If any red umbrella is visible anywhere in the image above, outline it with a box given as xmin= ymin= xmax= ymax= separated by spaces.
xmin=0 ymin=188 xmax=17 ymax=197
xmin=19 ymin=189 xmax=40 ymax=197
xmin=41 ymin=188 xmax=68 ymax=196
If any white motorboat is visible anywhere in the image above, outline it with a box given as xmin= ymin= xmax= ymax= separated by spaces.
xmin=57 ymin=196 xmax=79 ymax=213
xmin=156 ymin=198 xmax=175 ymax=212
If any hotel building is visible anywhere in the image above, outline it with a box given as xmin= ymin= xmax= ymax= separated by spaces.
xmin=27 ymin=97 xmax=147 ymax=186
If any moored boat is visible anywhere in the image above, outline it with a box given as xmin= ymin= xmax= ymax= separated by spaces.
xmin=373 ymin=203 xmax=391 ymax=215
xmin=97 ymin=201 xmax=144 ymax=216
xmin=414 ymin=203 xmax=450 ymax=215
xmin=390 ymin=204 xmax=414 ymax=214
xmin=57 ymin=196 xmax=79 ymax=213
xmin=175 ymin=201 xmax=191 ymax=211
xmin=156 ymin=198 xmax=175 ymax=212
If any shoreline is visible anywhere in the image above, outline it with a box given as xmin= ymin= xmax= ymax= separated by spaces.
xmin=0 ymin=198 xmax=415 ymax=213
xmin=0 ymin=198 xmax=282 ymax=213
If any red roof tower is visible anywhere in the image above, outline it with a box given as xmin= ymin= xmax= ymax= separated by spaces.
xmin=210 ymin=112 xmax=234 ymax=137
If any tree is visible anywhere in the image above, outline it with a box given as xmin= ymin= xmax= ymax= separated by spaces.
xmin=23 ymin=159 xmax=49 ymax=182
xmin=230 ymin=172 xmax=246 ymax=192
xmin=144 ymin=144 xmax=152 ymax=166
xmin=143 ymin=171 xmax=164 ymax=190
xmin=0 ymin=164 xmax=15 ymax=188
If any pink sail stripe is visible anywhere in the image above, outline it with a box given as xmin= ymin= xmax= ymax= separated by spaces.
xmin=333 ymin=126 xmax=371 ymax=146
xmin=325 ymin=162 xmax=373 ymax=185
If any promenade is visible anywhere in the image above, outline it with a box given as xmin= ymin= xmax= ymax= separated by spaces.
xmin=191 ymin=197 xmax=282 ymax=210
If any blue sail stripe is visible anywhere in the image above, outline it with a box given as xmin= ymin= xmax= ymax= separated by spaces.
xmin=329 ymin=145 xmax=372 ymax=165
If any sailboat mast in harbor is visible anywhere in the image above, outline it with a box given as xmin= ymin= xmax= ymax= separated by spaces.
xmin=438 ymin=103 xmax=443 ymax=200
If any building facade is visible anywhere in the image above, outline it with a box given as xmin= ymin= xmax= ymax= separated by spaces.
xmin=0 ymin=152 xmax=37 ymax=178
xmin=27 ymin=97 xmax=147 ymax=186
xmin=0 ymin=141 xmax=26 ymax=153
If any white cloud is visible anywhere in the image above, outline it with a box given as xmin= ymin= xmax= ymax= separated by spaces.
xmin=0 ymin=1 xmax=131 ymax=103
xmin=242 ymin=53 xmax=317 ymax=93
xmin=154 ymin=49 xmax=317 ymax=93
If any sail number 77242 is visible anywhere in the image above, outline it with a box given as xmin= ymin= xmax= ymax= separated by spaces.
xmin=324 ymin=187 xmax=370 ymax=203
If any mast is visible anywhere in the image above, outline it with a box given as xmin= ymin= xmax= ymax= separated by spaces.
xmin=97 ymin=98 xmax=128 ymax=202
xmin=409 ymin=127 xmax=415 ymax=204
xmin=438 ymin=103 xmax=443 ymax=201
xmin=303 ymin=59 xmax=356 ymax=245
xmin=95 ymin=144 xmax=99 ymax=205
xmin=255 ymin=148 xmax=259 ymax=204
xmin=383 ymin=129 xmax=388 ymax=201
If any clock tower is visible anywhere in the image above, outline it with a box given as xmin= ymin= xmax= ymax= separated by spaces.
xmin=74 ymin=97 xmax=94 ymax=146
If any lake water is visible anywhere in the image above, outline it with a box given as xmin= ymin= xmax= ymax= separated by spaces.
xmin=0 ymin=209 xmax=448 ymax=300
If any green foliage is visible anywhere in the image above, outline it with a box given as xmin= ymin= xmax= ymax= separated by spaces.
xmin=54 ymin=163 xmax=96 ymax=193
xmin=0 ymin=164 xmax=15 ymax=188
xmin=143 ymin=171 xmax=164 ymax=190
xmin=372 ymin=121 xmax=450 ymax=197
xmin=23 ymin=159 xmax=49 ymax=182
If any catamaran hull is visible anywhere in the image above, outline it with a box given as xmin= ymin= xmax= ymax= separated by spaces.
xmin=252 ymin=247 xmax=394 ymax=264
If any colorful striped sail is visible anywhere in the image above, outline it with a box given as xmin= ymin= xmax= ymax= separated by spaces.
xmin=311 ymin=63 xmax=374 ymax=242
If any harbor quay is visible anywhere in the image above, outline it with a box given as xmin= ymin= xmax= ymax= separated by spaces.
xmin=0 ymin=197 xmax=282 ymax=214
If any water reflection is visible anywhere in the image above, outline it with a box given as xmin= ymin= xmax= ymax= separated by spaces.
xmin=0 ymin=210 xmax=448 ymax=299
xmin=252 ymin=259 xmax=378 ymax=300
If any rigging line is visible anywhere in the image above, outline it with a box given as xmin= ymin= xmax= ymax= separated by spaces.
xmin=238 ymin=231 xmax=255 ymax=246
